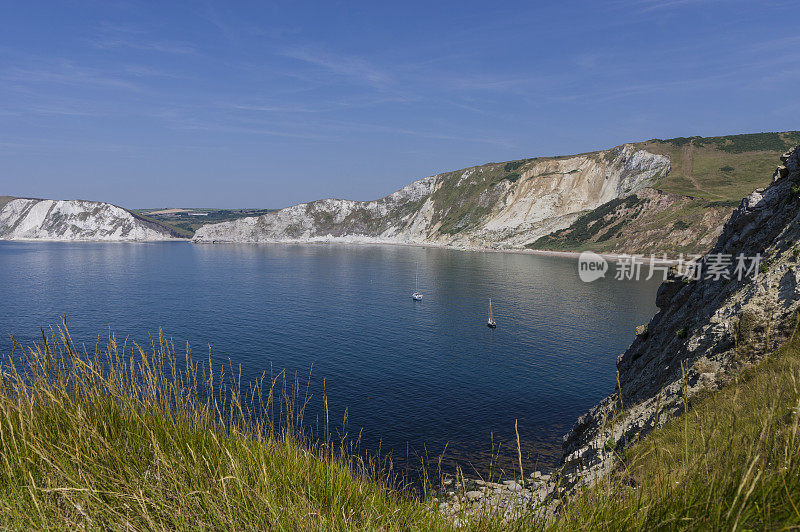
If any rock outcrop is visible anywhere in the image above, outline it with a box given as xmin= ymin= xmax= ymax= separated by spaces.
xmin=0 ymin=198 xmax=178 ymax=241
xmin=561 ymin=143 xmax=800 ymax=487
xmin=192 ymin=144 xmax=670 ymax=247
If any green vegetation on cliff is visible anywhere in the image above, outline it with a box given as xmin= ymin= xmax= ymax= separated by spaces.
xmin=653 ymin=131 xmax=800 ymax=154
xmin=429 ymin=163 xmax=514 ymax=235
xmin=529 ymin=193 xmax=733 ymax=256
xmin=528 ymin=195 xmax=646 ymax=251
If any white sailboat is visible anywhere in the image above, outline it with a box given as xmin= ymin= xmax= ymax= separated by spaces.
xmin=487 ymin=298 xmax=496 ymax=328
xmin=412 ymin=263 xmax=423 ymax=300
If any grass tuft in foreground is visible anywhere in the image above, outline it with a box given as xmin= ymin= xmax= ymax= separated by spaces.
xmin=0 ymin=323 xmax=466 ymax=530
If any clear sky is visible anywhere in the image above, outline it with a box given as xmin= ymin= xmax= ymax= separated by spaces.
xmin=0 ymin=1 xmax=797 ymax=209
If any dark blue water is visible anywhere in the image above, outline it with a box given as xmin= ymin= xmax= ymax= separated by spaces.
xmin=0 ymin=241 xmax=660 ymax=476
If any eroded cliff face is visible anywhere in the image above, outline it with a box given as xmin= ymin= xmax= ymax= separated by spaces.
xmin=561 ymin=144 xmax=800 ymax=487
xmin=0 ymin=199 xmax=177 ymax=241
xmin=531 ymin=187 xmax=733 ymax=255
xmin=192 ymin=144 xmax=670 ymax=247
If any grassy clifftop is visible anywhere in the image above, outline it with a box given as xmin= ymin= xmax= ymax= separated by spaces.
xmin=0 ymin=326 xmax=443 ymax=530
xmin=645 ymin=131 xmax=800 ymax=201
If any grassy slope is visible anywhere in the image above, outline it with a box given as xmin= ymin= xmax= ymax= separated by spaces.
xmin=552 ymin=330 xmax=800 ymax=530
xmin=528 ymin=193 xmax=735 ymax=256
xmin=645 ymin=131 xmax=800 ymax=200
xmin=3 ymin=325 xmax=800 ymax=528
xmin=532 ymin=131 xmax=800 ymax=254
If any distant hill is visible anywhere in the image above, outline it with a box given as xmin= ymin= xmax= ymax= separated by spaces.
xmin=134 ymin=208 xmax=277 ymax=238
xmin=0 ymin=196 xmax=276 ymax=241
xmin=5 ymin=131 xmax=796 ymax=252
xmin=0 ymin=198 xmax=179 ymax=241
xmin=192 ymin=143 xmax=670 ymax=247
xmin=193 ymin=131 xmax=799 ymax=256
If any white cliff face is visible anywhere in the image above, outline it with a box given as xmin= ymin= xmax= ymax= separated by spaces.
xmin=0 ymin=199 xmax=176 ymax=241
xmin=193 ymin=144 xmax=670 ymax=247
xmin=457 ymin=144 xmax=670 ymax=247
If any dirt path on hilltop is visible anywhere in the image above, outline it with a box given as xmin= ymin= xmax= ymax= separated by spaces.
xmin=682 ymin=144 xmax=723 ymax=199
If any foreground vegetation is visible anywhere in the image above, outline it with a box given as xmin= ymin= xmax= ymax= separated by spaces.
xmin=0 ymin=326 xmax=451 ymax=530
xmin=2 ymin=323 xmax=800 ymax=529
xmin=557 ymin=329 xmax=800 ymax=529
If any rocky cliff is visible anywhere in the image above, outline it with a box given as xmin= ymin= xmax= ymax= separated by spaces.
xmin=440 ymin=143 xmax=800 ymax=521
xmin=192 ymin=144 xmax=670 ymax=247
xmin=561 ymin=144 xmax=800 ymax=486
xmin=0 ymin=198 xmax=178 ymax=241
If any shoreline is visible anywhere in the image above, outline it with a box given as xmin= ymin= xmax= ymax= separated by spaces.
xmin=190 ymin=238 xmax=680 ymax=262
xmin=1 ymin=236 xmax=679 ymax=262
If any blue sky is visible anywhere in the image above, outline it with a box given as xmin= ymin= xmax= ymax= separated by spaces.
xmin=1 ymin=1 xmax=797 ymax=208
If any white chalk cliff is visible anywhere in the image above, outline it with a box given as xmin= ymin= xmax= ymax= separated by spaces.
xmin=192 ymin=144 xmax=670 ymax=248
xmin=0 ymin=198 xmax=176 ymax=241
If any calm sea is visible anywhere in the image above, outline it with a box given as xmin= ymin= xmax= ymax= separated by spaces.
xmin=0 ymin=241 xmax=660 ymax=477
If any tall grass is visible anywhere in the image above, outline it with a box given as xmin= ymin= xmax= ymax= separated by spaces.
xmin=5 ymin=319 xmax=800 ymax=529
xmin=0 ymin=323 xmax=457 ymax=529
xmin=0 ymin=322 xmax=549 ymax=530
